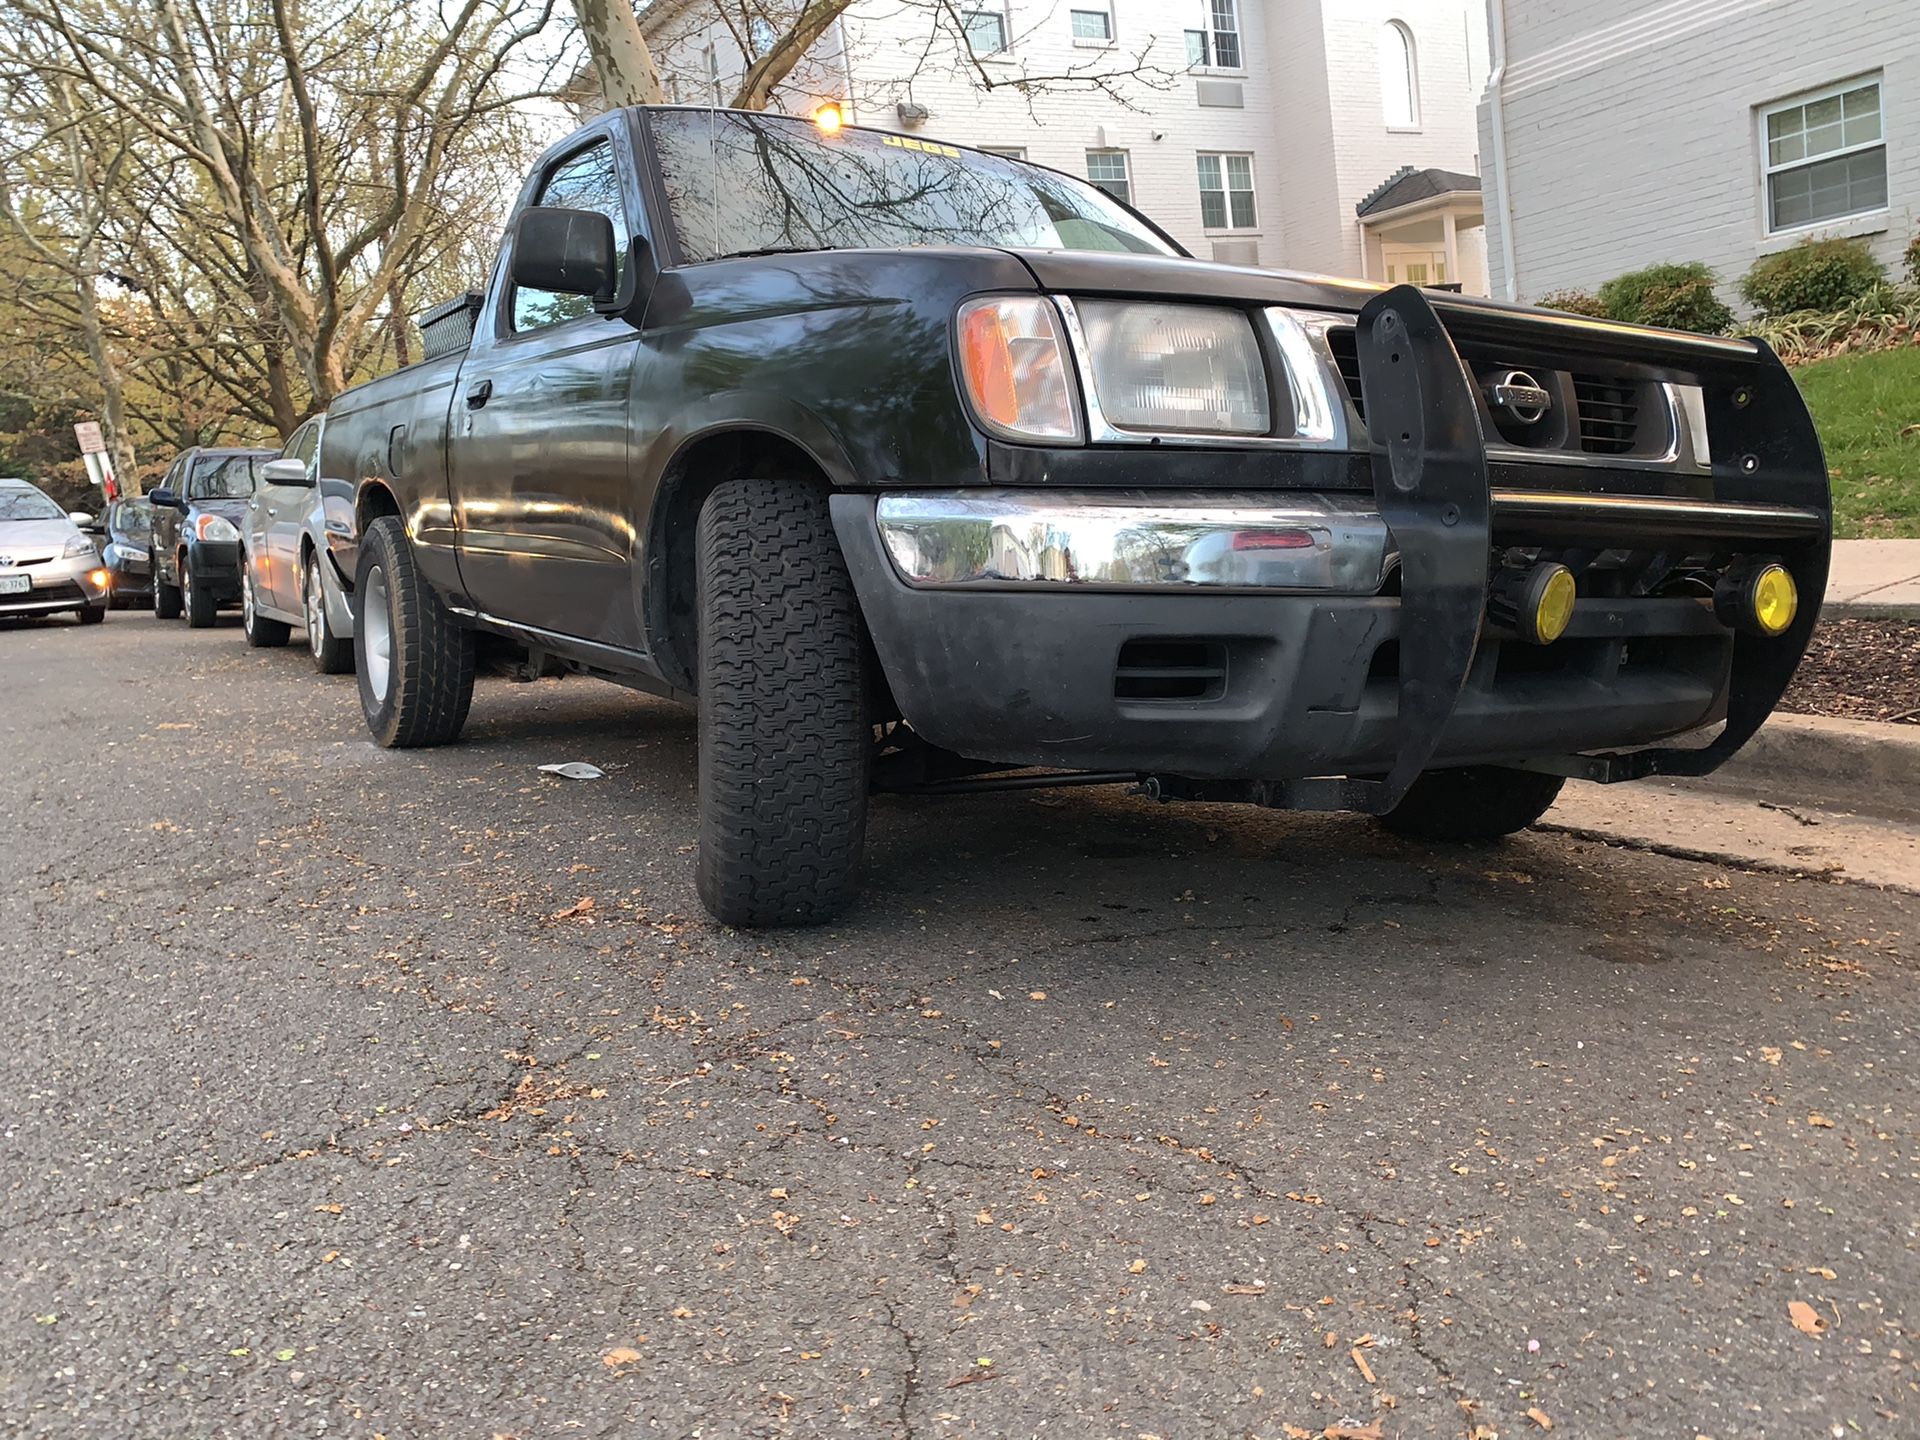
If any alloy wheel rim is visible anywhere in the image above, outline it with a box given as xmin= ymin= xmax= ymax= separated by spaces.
xmin=182 ymin=565 xmax=193 ymax=613
xmin=362 ymin=563 xmax=392 ymax=700
xmin=305 ymin=560 xmax=325 ymax=659
xmin=242 ymin=566 xmax=254 ymax=630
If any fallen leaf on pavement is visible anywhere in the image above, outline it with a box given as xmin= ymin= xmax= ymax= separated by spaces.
xmin=1323 ymin=1425 xmax=1384 ymax=1440
xmin=1527 ymin=1406 xmax=1554 ymax=1430
xmin=603 ymin=1347 xmax=642 ymax=1367
xmin=1222 ymin=1282 xmax=1266 ymax=1295
xmin=1789 ymin=1300 xmax=1827 ymax=1336
xmin=1352 ymin=1348 xmax=1377 ymax=1384
xmin=550 ymin=897 xmax=595 ymax=920
xmin=1808 ymin=1113 xmax=1834 ymax=1128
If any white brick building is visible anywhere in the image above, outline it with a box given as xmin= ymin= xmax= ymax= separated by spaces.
xmin=1478 ymin=0 xmax=1920 ymax=307
xmin=658 ymin=0 xmax=1490 ymax=288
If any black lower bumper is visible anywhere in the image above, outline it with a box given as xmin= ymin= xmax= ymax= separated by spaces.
xmin=186 ymin=540 xmax=241 ymax=603
xmin=835 ymin=507 xmax=1732 ymax=780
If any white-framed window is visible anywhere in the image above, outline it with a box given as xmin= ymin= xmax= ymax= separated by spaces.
xmin=1070 ymin=7 xmax=1112 ymax=44
xmin=1379 ymin=20 xmax=1418 ymax=128
xmin=978 ymin=145 xmax=1028 ymax=160
xmin=963 ymin=9 xmax=1009 ymax=55
xmin=1207 ymin=0 xmax=1240 ymax=69
xmin=1086 ymin=150 xmax=1132 ymax=204
xmin=1197 ymin=152 xmax=1256 ymax=229
xmin=1761 ymin=77 xmax=1887 ymax=233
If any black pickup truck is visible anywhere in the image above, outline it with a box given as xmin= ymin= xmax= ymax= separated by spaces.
xmin=322 ymin=106 xmax=1829 ymax=927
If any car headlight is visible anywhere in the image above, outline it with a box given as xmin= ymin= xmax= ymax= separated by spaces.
xmin=194 ymin=514 xmax=240 ymax=543
xmin=955 ymin=296 xmax=1082 ymax=443
xmin=1077 ymin=301 xmax=1270 ymax=435
xmin=62 ymin=534 xmax=96 ymax=557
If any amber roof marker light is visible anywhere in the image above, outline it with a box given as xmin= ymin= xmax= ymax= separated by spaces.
xmin=812 ymin=102 xmax=844 ymax=135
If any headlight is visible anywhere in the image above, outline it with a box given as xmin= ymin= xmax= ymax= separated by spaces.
xmin=956 ymin=296 xmax=1081 ymax=443
xmin=194 ymin=514 xmax=240 ymax=543
xmin=62 ymin=534 xmax=96 ymax=557
xmin=1077 ymin=301 xmax=1270 ymax=435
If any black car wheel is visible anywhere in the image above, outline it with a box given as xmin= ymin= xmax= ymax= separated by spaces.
xmin=695 ymin=478 xmax=870 ymax=928
xmin=77 ymin=603 xmax=105 ymax=625
xmin=152 ymin=551 xmax=182 ymax=620
xmin=182 ymin=555 xmax=218 ymax=629
xmin=354 ymin=515 xmax=474 ymax=748
xmin=1376 ymin=766 xmax=1566 ymax=842
xmin=241 ymin=559 xmax=290 ymax=648
xmin=303 ymin=551 xmax=354 ymax=674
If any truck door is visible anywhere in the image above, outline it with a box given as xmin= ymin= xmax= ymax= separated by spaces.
xmin=446 ymin=130 xmax=641 ymax=649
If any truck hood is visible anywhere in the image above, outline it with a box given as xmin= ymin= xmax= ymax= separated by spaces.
xmin=1004 ymin=250 xmax=1387 ymax=313
xmin=0 ymin=517 xmax=84 ymax=555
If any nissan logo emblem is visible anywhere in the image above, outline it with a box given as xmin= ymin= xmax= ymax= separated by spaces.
xmin=1490 ymin=370 xmax=1552 ymax=426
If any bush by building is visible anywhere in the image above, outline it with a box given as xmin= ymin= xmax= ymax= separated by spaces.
xmin=1741 ymin=238 xmax=1885 ymax=318
xmin=1532 ymin=289 xmax=1608 ymax=317
xmin=1597 ymin=261 xmax=1734 ymax=334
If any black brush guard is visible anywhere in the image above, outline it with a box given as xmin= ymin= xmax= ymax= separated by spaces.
xmin=1325 ymin=283 xmax=1830 ymax=812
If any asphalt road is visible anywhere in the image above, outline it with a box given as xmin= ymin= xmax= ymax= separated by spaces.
xmin=2 ymin=609 xmax=1916 ymax=1440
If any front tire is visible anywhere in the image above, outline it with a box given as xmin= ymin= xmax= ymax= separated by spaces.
xmin=1376 ymin=766 xmax=1565 ymax=842
xmin=303 ymin=551 xmax=354 ymax=674
xmin=182 ymin=555 xmax=218 ymax=629
xmin=77 ymin=603 xmax=105 ymax=626
xmin=241 ymin=561 xmax=291 ymax=647
xmin=354 ymin=515 xmax=474 ymax=748
xmin=152 ymin=552 xmax=181 ymax=620
xmin=695 ymin=478 xmax=869 ymax=928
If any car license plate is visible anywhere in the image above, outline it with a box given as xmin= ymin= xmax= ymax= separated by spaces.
xmin=0 ymin=574 xmax=29 ymax=595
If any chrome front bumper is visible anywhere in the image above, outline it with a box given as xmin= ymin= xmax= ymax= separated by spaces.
xmin=875 ymin=490 xmax=1397 ymax=593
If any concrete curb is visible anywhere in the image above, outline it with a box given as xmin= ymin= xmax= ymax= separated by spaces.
xmin=1825 ymin=600 xmax=1920 ymax=621
xmin=1691 ymin=712 xmax=1920 ymax=821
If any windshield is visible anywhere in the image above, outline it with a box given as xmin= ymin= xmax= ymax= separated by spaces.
xmin=187 ymin=455 xmax=261 ymax=500
xmin=648 ymin=110 xmax=1177 ymax=263
xmin=0 ymin=489 xmax=63 ymax=522
xmin=109 ymin=499 xmax=153 ymax=539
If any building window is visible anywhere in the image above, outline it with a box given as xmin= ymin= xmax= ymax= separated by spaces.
xmin=1762 ymin=78 xmax=1887 ymax=232
xmin=979 ymin=145 xmax=1028 ymax=161
xmin=1197 ymin=152 xmax=1256 ymax=229
xmin=1185 ymin=29 xmax=1209 ymax=65
xmin=1380 ymin=21 xmax=1418 ymax=128
xmin=1086 ymin=150 xmax=1132 ymax=204
xmin=1206 ymin=0 xmax=1240 ymax=69
xmin=1071 ymin=8 xmax=1112 ymax=43
xmin=963 ymin=9 xmax=1008 ymax=55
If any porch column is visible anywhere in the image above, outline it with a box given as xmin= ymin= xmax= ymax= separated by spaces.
xmin=1442 ymin=210 xmax=1460 ymax=288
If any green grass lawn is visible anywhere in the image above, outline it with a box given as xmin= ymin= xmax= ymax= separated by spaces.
xmin=1793 ymin=343 xmax=1920 ymax=537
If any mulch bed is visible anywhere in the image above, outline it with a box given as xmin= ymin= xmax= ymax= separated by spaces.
xmin=1779 ymin=617 xmax=1920 ymax=723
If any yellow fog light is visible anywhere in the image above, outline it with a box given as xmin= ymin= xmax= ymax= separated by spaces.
xmin=1492 ymin=561 xmax=1577 ymax=645
xmin=1715 ymin=559 xmax=1798 ymax=637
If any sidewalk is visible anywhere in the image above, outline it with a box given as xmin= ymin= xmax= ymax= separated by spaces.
xmin=1827 ymin=538 xmax=1920 ymax=617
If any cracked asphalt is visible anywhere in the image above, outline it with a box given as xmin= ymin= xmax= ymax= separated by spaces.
xmin=3 ymin=611 xmax=1917 ymax=1440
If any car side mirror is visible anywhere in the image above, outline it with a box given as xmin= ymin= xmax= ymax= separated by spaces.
xmin=68 ymin=510 xmax=97 ymax=528
xmin=509 ymin=206 xmax=617 ymax=304
xmin=261 ymin=457 xmax=313 ymax=488
xmin=149 ymin=487 xmax=184 ymax=510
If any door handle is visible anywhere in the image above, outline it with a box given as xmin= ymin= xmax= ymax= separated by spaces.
xmin=465 ymin=379 xmax=493 ymax=409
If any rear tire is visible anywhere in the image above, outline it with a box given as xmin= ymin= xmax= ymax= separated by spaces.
xmin=241 ymin=561 xmax=291 ymax=647
xmin=354 ymin=514 xmax=474 ymax=748
xmin=1376 ymin=766 xmax=1565 ymax=842
xmin=182 ymin=555 xmax=218 ymax=629
xmin=303 ymin=550 xmax=354 ymax=674
xmin=695 ymin=478 xmax=869 ymax=928
xmin=152 ymin=551 xmax=181 ymax=620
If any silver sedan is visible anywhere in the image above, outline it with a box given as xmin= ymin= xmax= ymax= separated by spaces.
xmin=238 ymin=417 xmax=355 ymax=672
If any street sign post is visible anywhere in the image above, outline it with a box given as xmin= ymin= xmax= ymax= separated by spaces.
xmin=73 ymin=422 xmax=118 ymax=500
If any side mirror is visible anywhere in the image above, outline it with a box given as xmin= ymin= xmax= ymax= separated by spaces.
xmin=510 ymin=206 xmax=616 ymax=303
xmin=149 ymin=487 xmax=184 ymax=510
xmin=68 ymin=510 xmax=97 ymax=528
xmin=261 ymin=457 xmax=313 ymax=488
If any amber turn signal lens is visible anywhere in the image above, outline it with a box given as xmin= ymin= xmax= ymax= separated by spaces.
xmin=954 ymin=296 xmax=1081 ymax=443
xmin=812 ymin=103 xmax=843 ymax=135
xmin=1715 ymin=559 xmax=1798 ymax=637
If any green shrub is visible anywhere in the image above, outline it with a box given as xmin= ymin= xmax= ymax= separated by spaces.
xmin=1597 ymin=261 xmax=1732 ymax=332
xmin=1533 ymin=289 xmax=1608 ymax=318
xmin=1745 ymin=280 xmax=1920 ymax=364
xmin=1741 ymin=238 xmax=1885 ymax=317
